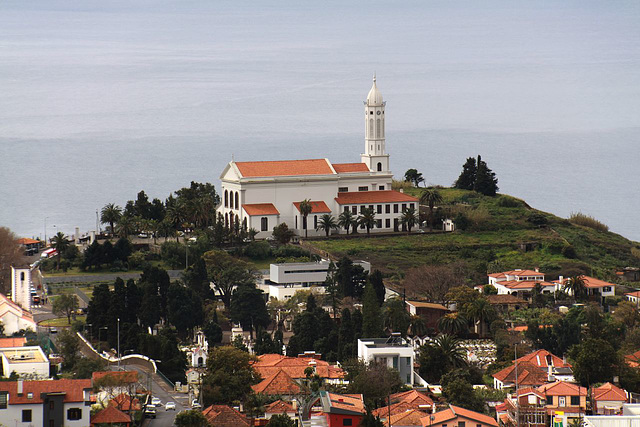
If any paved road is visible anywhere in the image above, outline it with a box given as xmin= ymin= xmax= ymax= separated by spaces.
xmin=42 ymin=270 xmax=183 ymax=284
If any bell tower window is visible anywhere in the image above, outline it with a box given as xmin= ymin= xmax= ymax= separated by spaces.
xmin=377 ymin=162 xmax=382 ymax=171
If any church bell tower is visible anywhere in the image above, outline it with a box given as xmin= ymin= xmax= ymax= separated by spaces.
xmin=361 ymin=74 xmax=390 ymax=172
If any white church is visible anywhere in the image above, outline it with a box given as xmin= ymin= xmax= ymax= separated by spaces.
xmin=218 ymin=76 xmax=419 ymax=239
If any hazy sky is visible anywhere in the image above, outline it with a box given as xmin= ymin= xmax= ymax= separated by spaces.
xmin=1 ymin=0 xmax=639 ymax=239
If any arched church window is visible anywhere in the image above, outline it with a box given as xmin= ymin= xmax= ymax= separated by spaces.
xmin=20 ymin=272 xmax=25 ymax=281
xmin=234 ymin=192 xmax=239 ymax=210
xmin=376 ymin=118 xmax=381 ymax=137
xmin=224 ymin=190 xmax=228 ymax=208
xmin=369 ymin=119 xmax=374 ymax=137
xmin=377 ymin=162 xmax=382 ymax=171
xmin=382 ymin=119 xmax=385 ymax=137
xmin=225 ymin=213 xmax=229 ymax=227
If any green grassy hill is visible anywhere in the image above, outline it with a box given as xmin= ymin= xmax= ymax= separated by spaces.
xmin=309 ymin=187 xmax=640 ymax=284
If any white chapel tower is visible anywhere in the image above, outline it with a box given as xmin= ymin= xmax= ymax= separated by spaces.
xmin=361 ymin=74 xmax=390 ymax=172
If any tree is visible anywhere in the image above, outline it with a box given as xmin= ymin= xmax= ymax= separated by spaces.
xmin=417 ymin=334 xmax=467 ymax=383
xmin=362 ymin=283 xmax=384 ymax=338
xmin=101 ymin=203 xmax=122 ymax=235
xmin=267 ymin=414 xmax=296 ymax=427
xmin=0 ymin=227 xmax=25 ymax=294
xmin=167 ymin=283 xmax=204 ymax=338
xmin=202 ymin=346 xmax=260 ymax=405
xmin=474 ymin=155 xmax=499 ymax=196
xmin=272 ymin=223 xmax=295 ymax=245
xmin=441 ymin=371 xmax=484 ymax=412
xmin=400 ymin=207 xmax=419 ymax=232
xmin=382 ymin=297 xmax=410 ymax=335
xmin=346 ymin=360 xmax=404 ymax=408
xmin=230 ymin=284 xmax=270 ymax=336
xmin=403 ymin=264 xmax=467 ymax=304
xmin=408 ymin=315 xmax=427 ymax=337
xmin=299 ymin=199 xmax=313 ymax=238
xmin=335 ymin=257 xmax=368 ymax=299
xmin=438 ymin=313 xmax=468 ymax=336
xmin=57 ymin=329 xmax=80 ymax=370
xmin=338 ymin=308 xmax=355 ymax=361
xmin=360 ymin=411 xmax=385 ymax=427
xmin=51 ymin=231 xmax=70 ymax=270
xmin=338 ymin=210 xmax=355 ymax=235
xmin=52 ymin=294 xmax=79 ymax=324
xmin=358 ymin=208 xmax=376 ymax=235
xmin=465 ymin=298 xmax=496 ymax=337
xmin=569 ymin=338 xmax=617 ymax=386
xmin=175 ymin=410 xmax=209 ymax=427
xmin=316 ymin=214 xmax=338 ymax=237
xmin=203 ymin=311 xmax=223 ymax=346
xmin=454 ymin=157 xmax=477 ymax=190
xmin=324 ymin=261 xmax=340 ymax=318
xmin=419 ymin=189 xmax=443 ymax=231
xmin=369 ymin=269 xmax=386 ymax=306
xmin=115 ymin=215 xmax=136 ymax=239
xmin=404 ymin=168 xmax=424 ymax=187
xmin=564 ymin=275 xmax=587 ymax=302
xmin=203 ymin=250 xmax=257 ymax=308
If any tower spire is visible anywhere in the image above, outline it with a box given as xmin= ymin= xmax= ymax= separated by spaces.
xmin=362 ymin=75 xmax=389 ymax=173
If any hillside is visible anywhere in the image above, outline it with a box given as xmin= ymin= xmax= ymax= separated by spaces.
xmin=308 ymin=187 xmax=640 ymax=284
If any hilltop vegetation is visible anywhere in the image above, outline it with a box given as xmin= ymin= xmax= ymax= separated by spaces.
xmin=309 ymin=187 xmax=640 ymax=283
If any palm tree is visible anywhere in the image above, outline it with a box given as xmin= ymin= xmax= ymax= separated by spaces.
xmin=100 ymin=203 xmax=122 ymax=236
xmin=299 ymin=199 xmax=313 ymax=238
xmin=408 ymin=315 xmax=427 ymax=337
xmin=165 ymin=203 xmax=185 ymax=241
xmin=420 ymin=189 xmax=443 ymax=231
xmin=466 ymin=298 xmax=496 ymax=337
xmin=51 ymin=232 xmax=69 ymax=270
xmin=564 ymin=275 xmax=587 ymax=302
xmin=437 ymin=313 xmax=468 ymax=336
xmin=400 ymin=207 xmax=419 ymax=233
xmin=358 ymin=208 xmax=376 ymax=235
xmin=316 ymin=214 xmax=338 ymax=237
xmin=115 ymin=216 xmax=136 ymax=239
xmin=338 ymin=210 xmax=354 ymax=234
xmin=430 ymin=334 xmax=467 ymax=368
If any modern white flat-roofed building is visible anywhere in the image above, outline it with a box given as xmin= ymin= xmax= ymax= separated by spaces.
xmin=262 ymin=259 xmax=371 ymax=300
xmin=217 ymin=76 xmax=419 ymax=239
xmin=0 ymin=346 xmax=49 ymax=379
xmin=358 ymin=335 xmax=414 ymax=386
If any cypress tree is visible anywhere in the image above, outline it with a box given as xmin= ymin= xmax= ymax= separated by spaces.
xmin=362 ymin=283 xmax=384 ymax=338
xmin=454 ymin=157 xmax=477 ymax=190
xmin=473 ymin=155 xmax=499 ymax=196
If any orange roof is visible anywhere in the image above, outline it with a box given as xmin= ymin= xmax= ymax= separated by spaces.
xmin=0 ymin=379 xmax=91 ymax=404
xmin=293 ymin=201 xmax=332 ymax=214
xmin=335 ymin=190 xmax=418 ymax=205
xmin=538 ymin=380 xmax=586 ymax=396
xmin=593 ymin=383 xmax=627 ymax=402
xmin=386 ymin=408 xmax=428 ymax=426
xmin=517 ymin=349 xmax=571 ymax=368
xmin=235 ymin=159 xmax=333 ymax=178
xmin=373 ymin=401 xmax=430 ymax=418
xmin=265 ymin=399 xmax=296 ymax=414
xmin=422 ymin=405 xmax=498 ymax=427
xmin=325 ymin=392 xmax=365 ymax=415
xmin=0 ymin=337 xmax=27 ymax=347
xmin=555 ymin=275 xmax=615 ymax=289
xmin=626 ymin=350 xmax=640 ymax=367
xmin=493 ymin=361 xmax=549 ymax=386
xmin=500 ymin=280 xmax=555 ymax=290
xmin=202 ymin=404 xmax=250 ymax=427
xmin=333 ymin=163 xmax=370 ymax=173
xmin=91 ymin=405 xmax=131 ymax=425
xmin=490 ymin=270 xmax=544 ymax=278
xmin=252 ymin=369 xmax=301 ymax=395
xmin=626 ymin=291 xmax=640 ymax=298
xmin=253 ymin=354 xmax=345 ymax=380
xmin=242 ymin=203 xmax=280 ymax=216
xmin=92 ymin=371 xmax=139 ymax=384
xmin=110 ymin=394 xmax=141 ymax=411
xmin=390 ymin=390 xmax=434 ymax=406
xmin=17 ymin=238 xmax=39 ymax=245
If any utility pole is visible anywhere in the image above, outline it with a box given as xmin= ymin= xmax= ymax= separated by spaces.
xmin=515 ymin=344 xmax=520 ymax=427
xmin=117 ymin=318 xmax=120 ymax=370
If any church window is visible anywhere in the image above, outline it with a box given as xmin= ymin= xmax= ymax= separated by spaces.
xmin=225 ymin=213 xmax=229 ymax=227
xmin=360 ymin=206 xmax=365 ymax=214
xmin=234 ymin=192 xmax=239 ymax=210
xmin=338 ymin=187 xmax=348 ymax=192
xmin=369 ymin=205 xmax=374 ymax=211
xmin=369 ymin=119 xmax=373 ymax=136
xmin=377 ymin=162 xmax=382 ymax=172
xmin=352 ymin=206 xmax=357 ymax=214
xmin=370 ymin=111 xmax=373 ymax=115
xmin=385 ymin=218 xmax=391 ymax=228
xmin=394 ymin=218 xmax=399 ymax=232
xmin=314 ymin=215 xmax=318 ymax=229
xmin=379 ymin=185 xmax=385 ymax=190
xmin=20 ymin=272 xmax=25 ymax=281
xmin=393 ymin=204 xmax=399 ymax=213
xmin=261 ymin=217 xmax=268 ymax=231
xmin=358 ymin=186 xmax=368 ymax=192
xmin=376 ymin=119 xmax=381 ymax=137
xmin=376 ymin=219 xmax=382 ymax=229
xmin=344 ymin=206 xmax=349 ymax=213
xmin=385 ymin=204 xmax=390 ymax=214
xmin=295 ymin=216 xmax=298 ymax=229
xmin=376 ymin=205 xmax=382 ymax=214
xmin=382 ymin=119 xmax=385 ymax=136
xmin=409 ymin=203 xmax=415 ymax=210
xmin=377 ymin=145 xmax=380 ymax=151
xmin=224 ymin=190 xmax=228 ymax=208
xmin=402 ymin=203 xmax=407 ymax=212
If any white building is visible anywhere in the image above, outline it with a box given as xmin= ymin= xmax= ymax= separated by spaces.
xmin=217 ymin=76 xmax=419 ymax=239
xmin=357 ymin=335 xmax=414 ymax=386
xmin=0 ymin=346 xmax=50 ymax=379
xmin=0 ymin=294 xmax=37 ymax=336
xmin=485 ymin=269 xmax=558 ymax=297
xmin=10 ymin=266 xmax=31 ymax=312
xmin=263 ymin=259 xmax=371 ymax=300
xmin=0 ymin=379 xmax=92 ymax=426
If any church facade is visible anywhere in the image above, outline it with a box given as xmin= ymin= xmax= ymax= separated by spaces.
xmin=217 ymin=76 xmax=418 ymax=239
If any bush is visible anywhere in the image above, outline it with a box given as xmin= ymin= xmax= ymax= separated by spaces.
xmin=244 ymin=241 xmax=272 ymax=260
xmin=562 ymin=244 xmax=577 ymax=259
xmin=497 ymin=196 xmax=522 ymax=208
xmin=466 ymin=206 xmax=490 ymax=228
xmin=527 ymin=212 xmax=548 ymax=226
xmin=546 ymin=241 xmax=564 ymax=255
xmin=454 ymin=212 xmax=470 ymax=231
xmin=569 ymin=212 xmax=609 ymax=232
xmin=161 ymin=241 xmax=185 ymax=268
xmin=127 ymin=251 xmax=147 ymax=269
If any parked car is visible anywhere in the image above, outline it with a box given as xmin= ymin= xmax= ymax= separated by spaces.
xmin=191 ymin=399 xmax=201 ymax=409
xmin=165 ymin=401 xmax=176 ymax=411
xmin=151 ymin=397 xmax=161 ymax=406
xmin=144 ymin=404 xmax=157 ymax=419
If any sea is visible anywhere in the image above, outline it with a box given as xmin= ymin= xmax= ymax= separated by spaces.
xmin=0 ymin=0 xmax=639 ymax=241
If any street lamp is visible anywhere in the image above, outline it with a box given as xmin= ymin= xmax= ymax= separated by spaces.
xmin=44 ymin=217 xmax=49 ymax=246
xmin=117 ymin=318 xmax=121 ymax=370
xmin=99 ymin=326 xmax=108 ymax=347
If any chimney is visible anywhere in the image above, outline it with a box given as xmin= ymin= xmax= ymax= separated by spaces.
xmin=399 ymin=189 xmax=404 ymax=193
xmin=75 ymin=227 xmax=80 ymax=244
xmin=547 ymin=365 xmax=555 ymax=382
xmin=535 ymin=267 xmax=539 ymax=272
xmin=17 ymin=380 xmax=23 ymax=395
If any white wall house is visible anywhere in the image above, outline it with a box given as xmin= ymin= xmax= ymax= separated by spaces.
xmin=217 ymin=76 xmax=419 ymax=239
xmin=0 ymin=346 xmax=50 ymax=379
xmin=10 ymin=266 xmax=31 ymax=312
xmin=0 ymin=294 xmax=36 ymax=336
xmin=358 ymin=335 xmax=414 ymax=386
xmin=487 ymin=269 xmax=558 ymax=297
xmin=0 ymin=379 xmax=92 ymax=427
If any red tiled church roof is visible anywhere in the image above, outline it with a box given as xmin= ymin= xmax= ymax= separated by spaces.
xmin=235 ymin=159 xmax=334 ymax=178
xmin=333 ymin=163 xmax=371 ymax=173
xmin=293 ymin=201 xmax=332 ymax=213
xmin=242 ymin=203 xmax=280 ymax=216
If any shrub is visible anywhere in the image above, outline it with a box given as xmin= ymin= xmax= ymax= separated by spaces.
xmin=527 ymin=212 xmax=548 ymax=226
xmin=497 ymin=196 xmax=522 ymax=208
xmin=569 ymin=212 xmax=609 ymax=232
xmin=454 ymin=212 xmax=470 ymax=231
xmin=127 ymin=251 xmax=147 ymax=269
xmin=632 ymin=247 xmax=640 ymax=260
xmin=244 ymin=241 xmax=272 ymax=260
xmin=391 ymin=179 xmax=413 ymax=192
xmin=466 ymin=206 xmax=491 ymax=228
xmin=161 ymin=241 xmax=185 ymax=268
xmin=546 ymin=241 xmax=564 ymax=255
xmin=562 ymin=244 xmax=577 ymax=259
